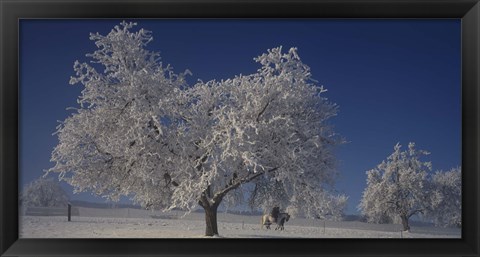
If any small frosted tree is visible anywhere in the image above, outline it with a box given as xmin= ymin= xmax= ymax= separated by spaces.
xmin=358 ymin=142 xmax=432 ymax=231
xmin=428 ymin=167 xmax=461 ymax=227
xmin=48 ymin=22 xmax=344 ymax=236
xmin=21 ymin=177 xmax=69 ymax=207
xmin=284 ymin=192 xmax=348 ymax=221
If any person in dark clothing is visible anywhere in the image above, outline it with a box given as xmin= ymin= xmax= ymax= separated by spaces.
xmin=270 ymin=206 xmax=280 ymax=222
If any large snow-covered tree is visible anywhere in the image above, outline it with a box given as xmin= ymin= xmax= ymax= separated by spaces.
xmin=358 ymin=142 xmax=432 ymax=231
xmin=47 ymin=22 xmax=344 ymax=236
xmin=21 ymin=177 xmax=69 ymax=207
xmin=428 ymin=167 xmax=461 ymax=227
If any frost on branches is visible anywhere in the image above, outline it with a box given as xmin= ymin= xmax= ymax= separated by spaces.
xmin=428 ymin=167 xmax=462 ymax=228
xmin=47 ymin=22 xmax=345 ymax=236
xmin=21 ymin=177 xmax=69 ymax=208
xmin=358 ymin=143 xmax=432 ymax=231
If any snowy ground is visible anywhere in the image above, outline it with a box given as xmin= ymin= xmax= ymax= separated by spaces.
xmin=19 ymin=207 xmax=461 ymax=238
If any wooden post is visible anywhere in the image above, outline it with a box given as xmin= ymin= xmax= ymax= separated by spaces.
xmin=68 ymin=203 xmax=71 ymax=222
xmin=323 ymin=220 xmax=326 ymax=234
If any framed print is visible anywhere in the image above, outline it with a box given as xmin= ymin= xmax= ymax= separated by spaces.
xmin=1 ymin=0 xmax=479 ymax=256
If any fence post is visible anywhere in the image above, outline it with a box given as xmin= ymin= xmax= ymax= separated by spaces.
xmin=68 ymin=203 xmax=71 ymax=222
xmin=323 ymin=220 xmax=326 ymax=234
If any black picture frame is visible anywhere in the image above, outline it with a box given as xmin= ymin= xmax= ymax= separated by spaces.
xmin=1 ymin=0 xmax=478 ymax=256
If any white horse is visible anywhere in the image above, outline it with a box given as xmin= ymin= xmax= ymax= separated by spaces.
xmin=261 ymin=212 xmax=290 ymax=230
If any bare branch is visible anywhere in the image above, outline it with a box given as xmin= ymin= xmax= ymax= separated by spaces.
xmin=256 ymin=100 xmax=271 ymax=122
xmin=213 ymin=166 xmax=279 ymax=203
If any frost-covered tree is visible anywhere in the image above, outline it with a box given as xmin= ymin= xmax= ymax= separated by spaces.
xmin=358 ymin=142 xmax=432 ymax=231
xmin=21 ymin=177 xmax=69 ymax=207
xmin=428 ymin=167 xmax=461 ymax=227
xmin=48 ymin=22 xmax=190 ymax=210
xmin=284 ymin=192 xmax=348 ymax=221
xmin=48 ymin=22 xmax=344 ymax=236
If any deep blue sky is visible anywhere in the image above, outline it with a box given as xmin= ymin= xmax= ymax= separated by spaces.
xmin=20 ymin=19 xmax=461 ymax=214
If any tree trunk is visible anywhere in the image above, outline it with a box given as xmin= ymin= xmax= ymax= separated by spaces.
xmin=203 ymin=204 xmax=219 ymax=236
xmin=400 ymin=214 xmax=410 ymax=231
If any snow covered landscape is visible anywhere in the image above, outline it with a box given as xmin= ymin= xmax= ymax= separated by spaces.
xmin=18 ymin=21 xmax=463 ymax=239
xmin=19 ymin=207 xmax=460 ymax=238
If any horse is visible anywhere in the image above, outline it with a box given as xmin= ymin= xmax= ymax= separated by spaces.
xmin=261 ymin=212 xmax=290 ymax=230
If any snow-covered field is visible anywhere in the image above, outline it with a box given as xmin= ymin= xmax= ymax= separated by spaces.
xmin=19 ymin=207 xmax=460 ymax=238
